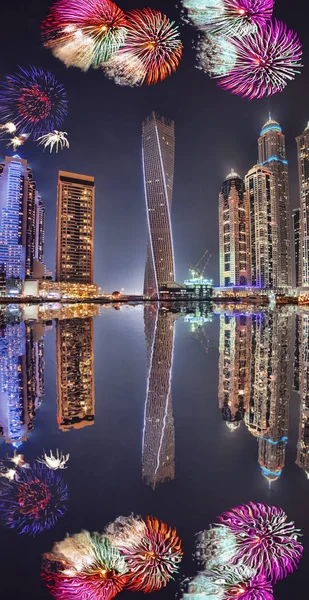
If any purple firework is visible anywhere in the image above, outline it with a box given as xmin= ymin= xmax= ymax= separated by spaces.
xmin=0 ymin=462 xmax=68 ymax=536
xmin=216 ymin=19 xmax=303 ymax=100
xmin=219 ymin=501 xmax=303 ymax=582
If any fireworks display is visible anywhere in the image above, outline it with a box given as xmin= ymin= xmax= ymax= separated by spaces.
xmin=195 ymin=524 xmax=238 ymax=569
xmin=196 ymin=33 xmax=237 ymax=76
xmin=105 ymin=514 xmax=183 ymax=592
xmin=42 ymin=0 xmax=128 ymax=69
xmin=106 ymin=9 xmax=183 ymax=86
xmin=219 ymin=502 xmax=303 ymax=582
xmin=183 ymin=565 xmax=274 ymax=599
xmin=37 ymin=449 xmax=70 ymax=467
xmin=0 ymin=462 xmax=68 ymax=536
xmin=183 ymin=0 xmax=273 ymax=35
xmin=0 ymin=66 xmax=67 ymax=137
xmin=43 ymin=532 xmax=129 ymax=600
xmin=216 ymin=20 xmax=302 ymax=99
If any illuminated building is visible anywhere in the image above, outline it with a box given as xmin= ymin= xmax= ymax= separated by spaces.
xmin=219 ymin=169 xmax=251 ymax=288
xmin=142 ymin=113 xmax=175 ymax=298
xmin=37 ymin=280 xmax=98 ymax=299
xmin=0 ymin=322 xmax=47 ymax=445
xmin=296 ymin=311 xmax=309 ymax=477
xmin=258 ymin=116 xmax=292 ymax=287
xmin=218 ymin=313 xmax=252 ymax=430
xmin=142 ymin=305 xmax=176 ymax=488
xmin=0 ymin=263 xmax=5 ymax=296
xmin=245 ymin=311 xmax=292 ymax=484
xmin=56 ymin=318 xmax=95 ymax=431
xmin=184 ymin=275 xmax=213 ymax=299
xmin=34 ymin=192 xmax=45 ymax=265
xmin=56 ymin=171 xmax=95 ymax=284
xmin=0 ymin=155 xmax=44 ymax=292
xmin=245 ymin=165 xmax=274 ymax=288
xmin=293 ymin=313 xmax=300 ymax=392
xmin=293 ymin=208 xmax=301 ymax=288
xmin=296 ymin=123 xmax=309 ymax=286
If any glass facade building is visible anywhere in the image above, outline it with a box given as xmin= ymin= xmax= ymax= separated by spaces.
xmin=296 ymin=123 xmax=309 ymax=286
xmin=293 ymin=207 xmax=301 ymax=288
xmin=56 ymin=171 xmax=95 ymax=284
xmin=142 ymin=113 xmax=175 ymax=298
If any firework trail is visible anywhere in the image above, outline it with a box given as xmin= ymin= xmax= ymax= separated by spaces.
xmin=42 ymin=0 xmax=128 ymax=69
xmin=0 ymin=462 xmax=68 ymax=536
xmin=105 ymin=9 xmax=183 ymax=86
xmin=0 ymin=66 xmax=68 ymax=137
xmin=219 ymin=501 xmax=303 ymax=582
xmin=217 ymin=20 xmax=302 ymax=99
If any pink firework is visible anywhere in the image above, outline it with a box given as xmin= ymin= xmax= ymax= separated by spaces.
xmin=184 ymin=566 xmax=274 ymax=600
xmin=219 ymin=502 xmax=303 ymax=582
xmin=221 ymin=0 xmax=274 ymax=31
xmin=217 ymin=19 xmax=302 ymax=99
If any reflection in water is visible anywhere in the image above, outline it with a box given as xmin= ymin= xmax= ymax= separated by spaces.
xmin=142 ymin=305 xmax=177 ymax=489
xmin=0 ymin=320 xmax=50 ymax=446
xmin=296 ymin=311 xmax=309 ymax=477
xmin=56 ymin=318 xmax=95 ymax=431
xmin=217 ymin=308 xmax=293 ymax=484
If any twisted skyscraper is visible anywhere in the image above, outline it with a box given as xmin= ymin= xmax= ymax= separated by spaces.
xmin=142 ymin=113 xmax=175 ymax=298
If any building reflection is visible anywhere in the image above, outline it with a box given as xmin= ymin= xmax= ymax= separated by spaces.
xmin=56 ymin=317 xmax=95 ymax=431
xmin=217 ymin=307 xmax=293 ymax=484
xmin=296 ymin=310 xmax=309 ymax=477
xmin=142 ymin=305 xmax=177 ymax=488
xmin=0 ymin=319 xmax=50 ymax=446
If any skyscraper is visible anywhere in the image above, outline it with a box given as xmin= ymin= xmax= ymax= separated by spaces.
xmin=56 ymin=318 xmax=95 ymax=431
xmin=35 ymin=192 xmax=45 ymax=265
xmin=296 ymin=123 xmax=309 ymax=286
xmin=258 ymin=116 xmax=292 ymax=287
xmin=218 ymin=312 xmax=252 ymax=430
xmin=296 ymin=311 xmax=309 ymax=477
xmin=142 ymin=113 xmax=175 ymax=298
xmin=245 ymin=165 xmax=274 ymax=288
xmin=219 ymin=169 xmax=251 ymax=287
xmin=293 ymin=208 xmax=300 ymax=287
xmin=0 ymin=155 xmax=43 ymax=289
xmin=56 ymin=171 xmax=95 ymax=284
xmin=142 ymin=305 xmax=176 ymax=488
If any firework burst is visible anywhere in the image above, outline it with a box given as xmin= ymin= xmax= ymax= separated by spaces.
xmin=42 ymin=532 xmax=129 ymax=600
xmin=105 ymin=514 xmax=183 ymax=592
xmin=107 ymin=9 xmax=183 ymax=86
xmin=219 ymin=501 xmax=303 ymax=582
xmin=217 ymin=20 xmax=303 ymax=99
xmin=195 ymin=524 xmax=238 ymax=569
xmin=0 ymin=66 xmax=68 ymax=137
xmin=6 ymin=134 xmax=29 ymax=151
xmin=196 ymin=33 xmax=237 ymax=76
xmin=42 ymin=0 xmax=128 ymax=69
xmin=0 ymin=462 xmax=68 ymax=536
xmin=182 ymin=565 xmax=274 ymax=600
xmin=0 ymin=121 xmax=16 ymax=136
xmin=182 ymin=0 xmax=273 ymax=35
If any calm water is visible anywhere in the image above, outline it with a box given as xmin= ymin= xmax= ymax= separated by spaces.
xmin=0 ymin=302 xmax=308 ymax=599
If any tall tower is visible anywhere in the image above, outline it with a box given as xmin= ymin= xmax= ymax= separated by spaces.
xmin=142 ymin=305 xmax=176 ymax=488
xmin=245 ymin=165 xmax=274 ymax=288
xmin=218 ymin=312 xmax=252 ymax=431
xmin=35 ymin=192 xmax=45 ymax=265
xmin=142 ymin=113 xmax=175 ymax=298
xmin=56 ymin=171 xmax=95 ymax=284
xmin=292 ymin=208 xmax=300 ymax=287
xmin=219 ymin=169 xmax=251 ymax=287
xmin=296 ymin=123 xmax=309 ymax=286
xmin=0 ymin=155 xmax=40 ymax=288
xmin=258 ymin=116 xmax=292 ymax=287
xmin=56 ymin=318 xmax=95 ymax=431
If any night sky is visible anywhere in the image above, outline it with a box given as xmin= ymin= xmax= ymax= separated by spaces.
xmin=0 ymin=0 xmax=307 ymax=292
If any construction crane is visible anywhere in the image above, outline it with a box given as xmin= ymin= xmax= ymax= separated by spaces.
xmin=189 ymin=249 xmax=212 ymax=280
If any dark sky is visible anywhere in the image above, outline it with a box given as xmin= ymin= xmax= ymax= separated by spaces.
xmin=0 ymin=0 xmax=307 ymax=292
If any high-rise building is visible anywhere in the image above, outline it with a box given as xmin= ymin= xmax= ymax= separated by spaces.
xmin=0 ymin=155 xmax=42 ymax=289
xmin=258 ymin=116 xmax=292 ymax=287
xmin=293 ymin=208 xmax=301 ymax=287
xmin=142 ymin=305 xmax=176 ymax=488
xmin=245 ymin=165 xmax=274 ymax=288
xmin=218 ymin=312 xmax=252 ymax=430
xmin=219 ymin=169 xmax=251 ymax=287
xmin=296 ymin=311 xmax=309 ymax=477
xmin=296 ymin=123 xmax=309 ymax=286
xmin=0 ymin=322 xmax=47 ymax=445
xmin=142 ymin=113 xmax=175 ymax=298
xmin=56 ymin=318 xmax=95 ymax=431
xmin=56 ymin=171 xmax=95 ymax=284
xmin=35 ymin=192 xmax=45 ymax=265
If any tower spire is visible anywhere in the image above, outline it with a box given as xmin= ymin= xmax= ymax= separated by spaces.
xmin=268 ymin=111 xmax=272 ymax=121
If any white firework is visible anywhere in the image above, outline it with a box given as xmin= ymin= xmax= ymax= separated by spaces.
xmin=36 ymin=130 xmax=69 ymax=153
xmin=6 ymin=133 xmax=28 ymax=151
xmin=196 ymin=33 xmax=237 ymax=76
xmin=37 ymin=449 xmax=70 ymax=470
xmin=0 ymin=122 xmax=17 ymax=136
